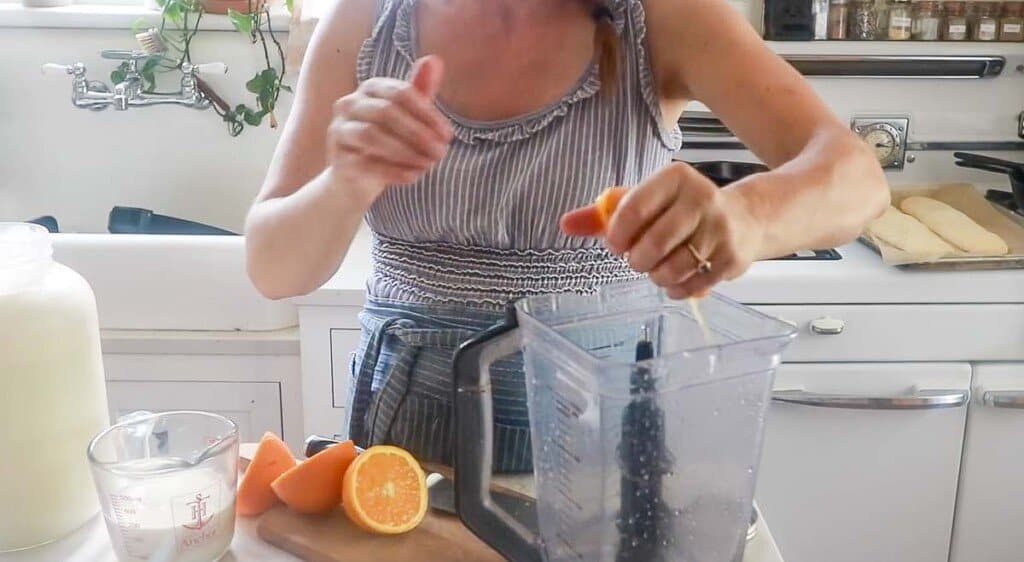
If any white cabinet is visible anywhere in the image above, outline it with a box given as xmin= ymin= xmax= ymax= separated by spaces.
xmin=298 ymin=305 xmax=363 ymax=440
xmin=106 ymin=381 xmax=283 ymax=444
xmin=950 ymin=364 xmax=1024 ymax=562
xmin=755 ymin=363 xmax=971 ymax=562
xmin=101 ymin=348 xmax=303 ymax=452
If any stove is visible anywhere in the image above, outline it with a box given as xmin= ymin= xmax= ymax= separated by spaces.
xmin=769 ymin=248 xmax=842 ymax=261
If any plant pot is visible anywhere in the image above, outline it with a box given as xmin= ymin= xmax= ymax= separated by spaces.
xmin=200 ymin=0 xmax=264 ymax=15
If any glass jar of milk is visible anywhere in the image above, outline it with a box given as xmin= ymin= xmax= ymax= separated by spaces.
xmin=0 ymin=223 xmax=110 ymax=551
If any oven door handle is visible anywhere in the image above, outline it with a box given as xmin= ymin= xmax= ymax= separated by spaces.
xmin=773 ymin=388 xmax=969 ymax=410
xmin=982 ymin=390 xmax=1024 ymax=409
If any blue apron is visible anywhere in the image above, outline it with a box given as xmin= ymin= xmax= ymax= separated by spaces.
xmin=346 ymin=297 xmax=533 ymax=473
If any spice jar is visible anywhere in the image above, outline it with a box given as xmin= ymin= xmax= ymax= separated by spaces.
xmin=1001 ymin=1 xmax=1024 ymax=39
xmin=944 ymin=1 xmax=970 ymax=38
xmin=851 ymin=0 xmax=881 ymax=38
xmin=912 ymin=0 xmax=943 ymax=39
xmin=888 ymin=0 xmax=913 ymax=38
xmin=828 ymin=0 xmax=852 ymax=38
xmin=972 ymin=1 xmax=1001 ymax=40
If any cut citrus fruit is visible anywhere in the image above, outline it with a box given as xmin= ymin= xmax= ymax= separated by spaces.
xmin=237 ymin=432 xmax=296 ymax=516
xmin=594 ymin=186 xmax=628 ymax=230
xmin=342 ymin=445 xmax=428 ymax=535
xmin=271 ymin=439 xmax=357 ymax=515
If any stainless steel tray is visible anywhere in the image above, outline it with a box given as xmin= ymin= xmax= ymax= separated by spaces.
xmin=859 ymin=236 xmax=1024 ymax=271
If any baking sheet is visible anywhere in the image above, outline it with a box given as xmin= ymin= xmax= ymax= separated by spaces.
xmin=860 ymin=183 xmax=1024 ymax=270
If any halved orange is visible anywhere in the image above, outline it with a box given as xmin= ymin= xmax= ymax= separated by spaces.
xmin=341 ymin=445 xmax=428 ymax=535
xmin=594 ymin=186 xmax=628 ymax=230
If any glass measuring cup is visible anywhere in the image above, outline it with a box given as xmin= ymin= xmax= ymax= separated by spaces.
xmin=87 ymin=411 xmax=239 ymax=562
xmin=454 ymin=280 xmax=797 ymax=562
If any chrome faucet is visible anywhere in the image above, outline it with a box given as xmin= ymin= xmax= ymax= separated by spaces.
xmin=42 ymin=50 xmax=227 ymax=112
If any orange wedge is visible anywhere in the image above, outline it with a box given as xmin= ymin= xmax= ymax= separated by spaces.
xmin=595 ymin=186 xmax=628 ymax=229
xmin=341 ymin=445 xmax=428 ymax=535
xmin=271 ymin=439 xmax=357 ymax=515
xmin=236 ymin=432 xmax=296 ymax=516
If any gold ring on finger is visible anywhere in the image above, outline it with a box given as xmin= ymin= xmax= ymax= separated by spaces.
xmin=687 ymin=243 xmax=713 ymax=275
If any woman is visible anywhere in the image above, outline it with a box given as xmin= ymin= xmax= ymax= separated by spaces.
xmin=246 ymin=0 xmax=888 ymax=471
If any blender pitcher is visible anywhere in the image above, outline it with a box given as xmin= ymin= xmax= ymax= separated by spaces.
xmin=453 ymin=280 xmax=797 ymax=562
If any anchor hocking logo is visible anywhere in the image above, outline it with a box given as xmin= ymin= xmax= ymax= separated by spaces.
xmin=172 ymin=482 xmax=221 ymax=551
xmin=182 ymin=492 xmax=211 ymax=530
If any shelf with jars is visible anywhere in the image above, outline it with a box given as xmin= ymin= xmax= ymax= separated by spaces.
xmin=768 ymin=0 xmax=1024 ymax=42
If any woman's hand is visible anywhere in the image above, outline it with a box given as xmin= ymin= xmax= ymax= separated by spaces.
xmin=562 ymin=162 xmax=766 ymax=299
xmin=327 ymin=56 xmax=454 ymax=204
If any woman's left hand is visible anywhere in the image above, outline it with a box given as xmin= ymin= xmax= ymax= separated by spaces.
xmin=561 ymin=162 xmax=766 ymax=299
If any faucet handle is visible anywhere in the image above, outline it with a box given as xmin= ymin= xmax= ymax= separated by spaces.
xmin=41 ymin=63 xmax=86 ymax=77
xmin=41 ymin=63 xmax=72 ymax=76
xmin=189 ymin=62 xmax=229 ymax=76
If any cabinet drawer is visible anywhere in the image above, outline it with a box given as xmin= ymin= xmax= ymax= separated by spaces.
xmin=754 ymin=304 xmax=1024 ymax=362
xmin=106 ymin=381 xmax=283 ymax=444
xmin=756 ymin=363 xmax=970 ymax=562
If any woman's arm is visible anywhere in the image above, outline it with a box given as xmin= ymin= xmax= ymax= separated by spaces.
xmin=562 ymin=0 xmax=889 ymax=299
xmin=644 ymin=0 xmax=889 ymax=256
xmin=244 ymin=0 xmax=374 ymax=300
xmin=244 ymin=0 xmax=451 ymax=300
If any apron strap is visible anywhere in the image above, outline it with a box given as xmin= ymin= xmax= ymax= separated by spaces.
xmin=348 ymin=317 xmax=414 ymax=446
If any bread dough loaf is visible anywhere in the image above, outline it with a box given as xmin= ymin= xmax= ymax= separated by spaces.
xmin=866 ymin=206 xmax=957 ymax=258
xmin=899 ymin=196 xmax=1009 ymax=255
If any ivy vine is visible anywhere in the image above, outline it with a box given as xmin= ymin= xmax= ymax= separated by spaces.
xmin=123 ymin=0 xmax=292 ymax=137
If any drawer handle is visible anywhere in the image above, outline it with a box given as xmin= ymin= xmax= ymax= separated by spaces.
xmin=809 ymin=317 xmax=845 ymax=335
xmin=982 ymin=391 xmax=1024 ymax=409
xmin=773 ymin=389 xmax=969 ymax=410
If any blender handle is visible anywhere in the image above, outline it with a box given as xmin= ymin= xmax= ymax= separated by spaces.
xmin=453 ymin=308 xmax=543 ymax=562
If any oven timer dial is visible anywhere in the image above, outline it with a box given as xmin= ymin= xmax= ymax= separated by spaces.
xmin=852 ymin=117 xmax=909 ymax=170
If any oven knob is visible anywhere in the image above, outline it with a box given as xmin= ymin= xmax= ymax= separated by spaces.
xmin=809 ymin=317 xmax=845 ymax=335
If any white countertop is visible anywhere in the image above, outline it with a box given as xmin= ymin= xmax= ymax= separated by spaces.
xmin=295 ymin=226 xmax=1024 ymax=308
xmin=0 ymin=510 xmax=784 ymax=562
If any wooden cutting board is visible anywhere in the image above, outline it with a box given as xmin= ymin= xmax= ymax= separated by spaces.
xmin=243 ymin=443 xmax=505 ymax=562
xmin=256 ymin=505 xmax=505 ymax=562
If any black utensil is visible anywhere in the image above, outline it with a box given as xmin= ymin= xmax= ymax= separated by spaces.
xmin=953 ymin=153 xmax=1024 ymax=215
xmin=26 ymin=216 xmax=59 ymax=233
xmin=687 ymin=161 xmax=769 ymax=187
xmin=953 ymin=152 xmax=1024 ymax=173
xmin=617 ymin=326 xmax=674 ymax=562
xmin=108 ymin=206 xmax=237 ymax=236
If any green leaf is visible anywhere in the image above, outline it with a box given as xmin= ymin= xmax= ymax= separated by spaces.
xmin=245 ymin=74 xmax=264 ymax=94
xmin=131 ymin=18 xmax=150 ymax=33
xmin=242 ymin=109 xmax=265 ymax=126
xmin=227 ymin=9 xmax=253 ymax=34
xmin=110 ymin=70 xmax=126 ymax=84
xmin=164 ymin=3 xmax=183 ymax=23
xmin=285 ymin=0 xmax=293 ymax=14
xmin=257 ymin=88 xmax=275 ymax=112
xmin=259 ymin=67 xmax=278 ymax=84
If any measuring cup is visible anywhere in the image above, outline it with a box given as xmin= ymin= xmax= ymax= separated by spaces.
xmin=87 ymin=411 xmax=239 ymax=562
xmin=454 ymin=280 xmax=797 ymax=562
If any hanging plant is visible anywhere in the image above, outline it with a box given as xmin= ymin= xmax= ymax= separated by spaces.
xmin=225 ymin=1 xmax=292 ymax=134
xmin=126 ymin=0 xmax=292 ymax=136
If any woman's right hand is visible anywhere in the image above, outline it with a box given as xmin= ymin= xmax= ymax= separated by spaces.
xmin=327 ymin=56 xmax=454 ymax=204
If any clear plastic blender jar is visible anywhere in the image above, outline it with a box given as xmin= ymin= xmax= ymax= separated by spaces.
xmin=454 ymin=280 xmax=797 ymax=562
xmin=87 ymin=411 xmax=239 ymax=562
